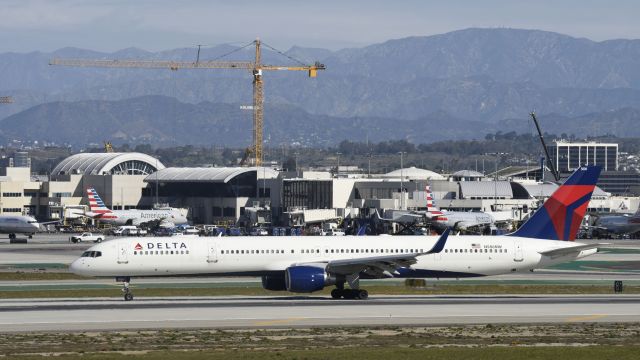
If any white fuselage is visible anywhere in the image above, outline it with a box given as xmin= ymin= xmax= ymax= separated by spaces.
xmin=97 ymin=209 xmax=188 ymax=226
xmin=0 ymin=215 xmax=41 ymax=235
xmin=70 ymin=235 xmax=596 ymax=278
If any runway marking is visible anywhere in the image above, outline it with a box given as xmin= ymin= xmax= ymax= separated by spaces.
xmin=253 ymin=317 xmax=305 ymax=326
xmin=565 ymin=314 xmax=607 ymax=322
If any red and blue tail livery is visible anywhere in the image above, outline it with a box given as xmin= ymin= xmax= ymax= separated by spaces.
xmin=509 ymin=165 xmax=601 ymax=241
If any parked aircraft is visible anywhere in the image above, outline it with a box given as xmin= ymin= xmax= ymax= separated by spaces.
xmin=71 ymin=166 xmax=604 ymax=301
xmin=591 ymin=205 xmax=640 ymax=237
xmin=85 ymin=188 xmax=188 ymax=227
xmin=0 ymin=215 xmax=51 ymax=239
xmin=425 ymin=185 xmax=494 ymax=232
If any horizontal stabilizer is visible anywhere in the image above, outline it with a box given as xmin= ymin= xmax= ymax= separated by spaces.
xmin=538 ymin=243 xmax=607 ymax=258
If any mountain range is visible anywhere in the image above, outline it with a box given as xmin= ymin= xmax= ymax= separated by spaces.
xmin=2 ymin=28 xmax=640 ymax=146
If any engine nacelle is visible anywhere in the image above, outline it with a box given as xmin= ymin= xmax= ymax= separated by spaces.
xmin=285 ymin=265 xmax=335 ymax=293
xmin=261 ymin=274 xmax=287 ymax=291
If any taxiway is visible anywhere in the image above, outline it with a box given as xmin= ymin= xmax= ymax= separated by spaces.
xmin=1 ymin=295 xmax=639 ymax=332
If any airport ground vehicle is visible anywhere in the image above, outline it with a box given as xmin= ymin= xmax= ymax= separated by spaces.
xmin=70 ymin=232 xmax=104 ymax=243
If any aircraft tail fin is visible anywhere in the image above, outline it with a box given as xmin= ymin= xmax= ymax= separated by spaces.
xmin=86 ymin=188 xmax=112 ymax=214
xmin=425 ymin=185 xmax=447 ymax=221
xmin=508 ymin=165 xmax=601 ymax=241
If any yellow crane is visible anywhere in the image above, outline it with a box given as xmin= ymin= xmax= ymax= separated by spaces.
xmin=49 ymin=39 xmax=325 ymax=166
xmin=0 ymin=96 xmax=13 ymax=104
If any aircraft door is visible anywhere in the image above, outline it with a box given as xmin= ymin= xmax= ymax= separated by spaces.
xmin=117 ymin=242 xmax=129 ymax=264
xmin=513 ymin=239 xmax=524 ymax=262
xmin=207 ymin=241 xmax=218 ymax=263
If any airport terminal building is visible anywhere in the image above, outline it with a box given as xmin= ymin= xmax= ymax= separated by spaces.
xmin=0 ymin=150 xmax=638 ymax=228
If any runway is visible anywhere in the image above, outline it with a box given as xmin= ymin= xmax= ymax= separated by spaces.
xmin=1 ymin=295 xmax=639 ymax=332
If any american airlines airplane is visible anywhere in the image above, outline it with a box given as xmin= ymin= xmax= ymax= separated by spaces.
xmin=425 ymin=185 xmax=494 ymax=231
xmin=0 ymin=215 xmax=42 ymax=239
xmin=71 ymin=166 xmax=604 ymax=301
xmin=86 ymin=188 xmax=188 ymax=227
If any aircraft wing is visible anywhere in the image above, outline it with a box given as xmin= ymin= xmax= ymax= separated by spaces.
xmin=323 ymin=229 xmax=449 ymax=277
xmin=538 ymin=243 xmax=609 ymax=258
xmin=38 ymin=220 xmax=62 ymax=225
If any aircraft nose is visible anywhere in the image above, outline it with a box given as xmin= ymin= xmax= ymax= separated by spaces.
xmin=69 ymin=259 xmax=85 ymax=276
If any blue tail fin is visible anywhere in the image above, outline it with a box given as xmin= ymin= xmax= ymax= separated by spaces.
xmin=508 ymin=165 xmax=601 ymax=241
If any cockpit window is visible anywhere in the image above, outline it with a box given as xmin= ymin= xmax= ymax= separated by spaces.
xmin=27 ymin=220 xmax=38 ymax=224
xmin=81 ymin=251 xmax=102 ymax=258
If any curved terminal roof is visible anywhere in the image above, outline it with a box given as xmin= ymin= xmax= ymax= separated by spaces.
xmin=52 ymin=152 xmax=164 ymax=176
xmin=452 ymin=170 xmax=485 ymax=178
xmin=383 ymin=166 xmax=445 ymax=180
xmin=145 ymin=167 xmax=279 ymax=183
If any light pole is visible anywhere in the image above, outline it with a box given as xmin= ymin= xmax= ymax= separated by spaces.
xmin=485 ymin=152 xmax=508 ymax=210
xmin=294 ymin=151 xmax=299 ymax=178
xmin=336 ymin=152 xmax=342 ymax=177
xmin=399 ymin=151 xmax=406 ymax=210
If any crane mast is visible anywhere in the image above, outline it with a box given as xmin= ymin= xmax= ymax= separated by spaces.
xmin=50 ymin=39 xmax=325 ymax=166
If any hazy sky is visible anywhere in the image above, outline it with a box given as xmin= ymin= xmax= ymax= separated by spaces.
xmin=0 ymin=0 xmax=638 ymax=53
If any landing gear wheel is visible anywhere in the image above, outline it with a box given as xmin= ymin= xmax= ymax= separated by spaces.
xmin=357 ymin=289 xmax=368 ymax=300
xmin=8 ymin=234 xmax=15 ymax=240
xmin=121 ymin=280 xmax=133 ymax=301
xmin=331 ymin=289 xmax=342 ymax=299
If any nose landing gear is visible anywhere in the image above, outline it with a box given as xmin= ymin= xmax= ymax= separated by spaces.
xmin=117 ymin=276 xmax=134 ymax=301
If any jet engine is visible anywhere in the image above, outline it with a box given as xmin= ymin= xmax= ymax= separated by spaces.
xmin=284 ymin=265 xmax=335 ymax=293
xmin=261 ymin=274 xmax=287 ymax=291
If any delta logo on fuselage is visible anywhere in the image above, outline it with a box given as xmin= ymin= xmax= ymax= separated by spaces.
xmin=134 ymin=242 xmax=188 ymax=250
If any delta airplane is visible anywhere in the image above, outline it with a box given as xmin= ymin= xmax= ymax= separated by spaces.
xmin=86 ymin=188 xmax=188 ymax=227
xmin=71 ymin=166 xmax=605 ymax=301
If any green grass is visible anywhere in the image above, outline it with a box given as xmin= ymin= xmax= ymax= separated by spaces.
xmin=1 ymin=283 xmax=638 ymax=299
xmin=0 ymin=272 xmax=85 ymax=281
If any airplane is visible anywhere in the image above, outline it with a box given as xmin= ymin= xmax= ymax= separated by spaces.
xmin=0 ymin=215 xmax=54 ymax=240
xmin=591 ymin=205 xmax=640 ymax=237
xmin=71 ymin=166 xmax=605 ymax=301
xmin=85 ymin=188 xmax=188 ymax=227
xmin=425 ymin=185 xmax=494 ymax=232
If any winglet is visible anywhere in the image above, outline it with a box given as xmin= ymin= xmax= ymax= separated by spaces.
xmin=427 ymin=228 xmax=450 ymax=254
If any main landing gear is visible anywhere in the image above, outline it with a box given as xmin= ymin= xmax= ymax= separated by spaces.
xmin=117 ymin=276 xmax=134 ymax=301
xmin=330 ymin=279 xmax=368 ymax=300
xmin=331 ymin=288 xmax=368 ymax=300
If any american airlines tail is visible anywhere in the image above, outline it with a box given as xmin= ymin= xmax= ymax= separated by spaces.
xmin=86 ymin=188 xmax=113 ymax=217
xmin=508 ymin=165 xmax=601 ymax=241
xmin=425 ymin=185 xmax=447 ymax=221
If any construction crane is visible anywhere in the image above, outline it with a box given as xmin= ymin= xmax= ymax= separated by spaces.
xmin=0 ymin=96 xmax=13 ymax=104
xmin=529 ymin=112 xmax=560 ymax=182
xmin=49 ymin=39 xmax=325 ymax=166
